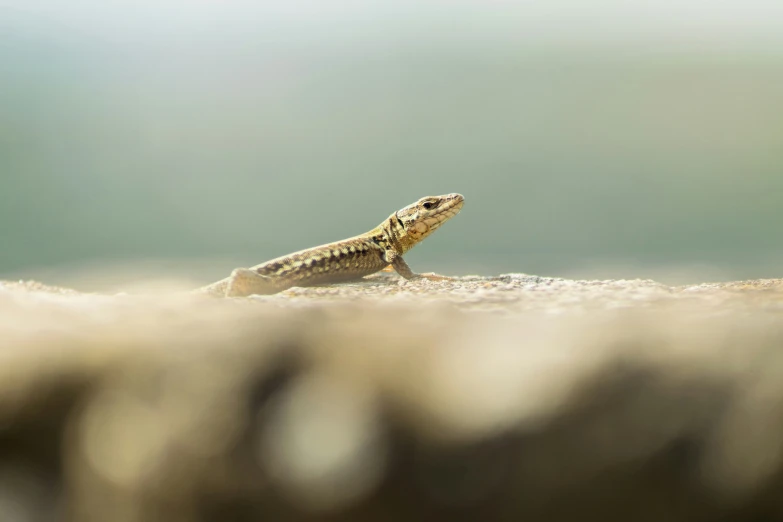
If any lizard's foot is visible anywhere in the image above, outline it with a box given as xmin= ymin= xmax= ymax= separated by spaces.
xmin=415 ymin=272 xmax=454 ymax=281
xmin=225 ymin=268 xmax=278 ymax=297
xmin=398 ymin=272 xmax=455 ymax=286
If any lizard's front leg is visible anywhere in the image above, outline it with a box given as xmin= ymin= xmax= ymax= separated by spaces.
xmin=388 ymin=252 xmax=454 ymax=281
xmin=224 ymin=268 xmax=281 ymax=297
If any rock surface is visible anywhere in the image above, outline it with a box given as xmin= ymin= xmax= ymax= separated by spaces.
xmin=1 ymin=273 xmax=783 ymax=522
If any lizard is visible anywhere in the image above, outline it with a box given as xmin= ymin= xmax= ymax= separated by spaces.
xmin=196 ymin=193 xmax=464 ymax=297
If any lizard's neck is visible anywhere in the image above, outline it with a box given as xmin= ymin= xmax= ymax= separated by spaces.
xmin=379 ymin=214 xmax=416 ymax=254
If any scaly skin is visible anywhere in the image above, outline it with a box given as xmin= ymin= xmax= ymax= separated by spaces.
xmin=197 ymin=193 xmax=464 ymax=297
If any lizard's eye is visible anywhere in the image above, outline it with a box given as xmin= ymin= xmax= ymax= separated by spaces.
xmin=422 ymin=201 xmax=435 ymax=209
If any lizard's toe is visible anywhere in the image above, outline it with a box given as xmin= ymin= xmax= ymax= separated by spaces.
xmin=419 ymin=272 xmax=453 ymax=281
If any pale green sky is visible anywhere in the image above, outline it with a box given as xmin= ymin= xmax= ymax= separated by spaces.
xmin=3 ymin=0 xmax=783 ymax=50
xmin=2 ymin=0 xmax=782 ymax=286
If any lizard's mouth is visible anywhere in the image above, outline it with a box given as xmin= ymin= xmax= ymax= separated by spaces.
xmin=424 ymin=195 xmax=464 ymax=229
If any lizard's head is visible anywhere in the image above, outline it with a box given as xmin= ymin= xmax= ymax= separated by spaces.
xmin=395 ymin=193 xmax=464 ymax=246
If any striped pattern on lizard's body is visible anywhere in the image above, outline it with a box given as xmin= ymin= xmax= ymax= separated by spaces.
xmin=197 ymin=193 xmax=464 ymax=297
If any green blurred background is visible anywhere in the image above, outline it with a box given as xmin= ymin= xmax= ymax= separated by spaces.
xmin=1 ymin=2 xmax=782 ymax=288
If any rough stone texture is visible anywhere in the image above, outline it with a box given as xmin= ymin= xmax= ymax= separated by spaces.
xmin=1 ymin=274 xmax=783 ymax=522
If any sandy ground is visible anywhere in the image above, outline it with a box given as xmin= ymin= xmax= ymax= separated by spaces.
xmin=1 ymin=273 xmax=783 ymax=522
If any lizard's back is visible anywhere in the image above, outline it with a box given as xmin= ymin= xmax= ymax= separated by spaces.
xmin=251 ymin=235 xmax=388 ymax=288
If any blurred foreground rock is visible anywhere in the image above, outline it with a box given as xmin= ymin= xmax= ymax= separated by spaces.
xmin=1 ymin=274 xmax=783 ymax=522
